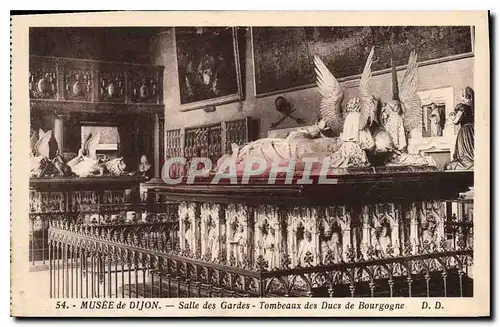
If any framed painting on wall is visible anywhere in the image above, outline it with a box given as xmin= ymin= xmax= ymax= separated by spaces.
xmin=251 ymin=26 xmax=474 ymax=97
xmin=174 ymin=27 xmax=243 ymax=111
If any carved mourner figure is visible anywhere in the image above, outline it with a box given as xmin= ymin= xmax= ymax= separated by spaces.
xmin=184 ymin=221 xmax=195 ymax=254
xmin=378 ymin=223 xmax=392 ymax=255
xmin=230 ymin=224 xmax=246 ymax=266
xmin=207 ymin=219 xmax=219 ymax=261
xmin=264 ymin=227 xmax=278 ymax=269
xmin=297 ymin=229 xmax=314 ymax=266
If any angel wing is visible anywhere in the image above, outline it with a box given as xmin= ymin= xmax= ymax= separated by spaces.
xmin=400 ymin=51 xmax=422 ymax=132
xmin=83 ymin=132 xmax=101 ymax=160
xmin=358 ymin=46 xmax=377 ymax=129
xmin=313 ymin=55 xmax=344 ymax=134
xmin=33 ymin=130 xmax=52 ymax=158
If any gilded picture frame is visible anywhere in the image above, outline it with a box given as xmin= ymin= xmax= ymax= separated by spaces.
xmin=174 ymin=27 xmax=243 ymax=111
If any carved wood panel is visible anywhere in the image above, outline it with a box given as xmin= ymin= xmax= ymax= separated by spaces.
xmin=97 ymin=66 xmax=126 ymax=102
xmin=61 ymin=61 xmax=94 ymax=101
xmin=30 ymin=56 xmax=164 ymax=113
xmin=29 ymin=57 xmax=57 ymax=100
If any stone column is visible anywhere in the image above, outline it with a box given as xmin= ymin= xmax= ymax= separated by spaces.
xmin=310 ymin=208 xmax=320 ymax=266
xmin=409 ymin=204 xmax=420 ymax=254
xmin=178 ymin=203 xmax=186 ymax=252
xmin=340 ymin=207 xmax=351 ymax=261
xmin=244 ymin=205 xmax=253 ymax=267
xmin=389 ymin=204 xmax=401 ymax=256
xmin=269 ymin=206 xmax=280 ymax=269
xmin=193 ymin=203 xmax=201 ymax=257
xmin=200 ymin=203 xmax=209 ymax=258
xmin=435 ymin=201 xmax=445 ymax=251
xmin=287 ymin=212 xmax=296 ymax=267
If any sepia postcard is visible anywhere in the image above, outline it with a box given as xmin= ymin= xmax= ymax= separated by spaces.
xmin=11 ymin=11 xmax=490 ymax=317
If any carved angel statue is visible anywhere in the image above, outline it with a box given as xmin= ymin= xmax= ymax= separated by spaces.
xmin=382 ymin=50 xmax=422 ymax=152
xmin=312 ymin=46 xmax=383 ymax=167
xmin=30 ymin=129 xmax=73 ymax=177
xmin=216 ymin=48 xmax=379 ymax=172
xmin=68 ymin=132 xmax=105 ymax=177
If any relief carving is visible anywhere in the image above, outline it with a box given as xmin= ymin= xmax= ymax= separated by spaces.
xmin=129 ymin=68 xmax=160 ymax=104
xmin=98 ymin=70 xmax=125 ymax=102
xmin=29 ymin=59 xmax=57 ymax=99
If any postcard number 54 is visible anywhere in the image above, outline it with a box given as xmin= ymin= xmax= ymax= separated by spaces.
xmin=55 ymin=301 xmax=68 ymax=309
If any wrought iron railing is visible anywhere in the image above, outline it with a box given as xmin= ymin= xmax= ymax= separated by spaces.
xmin=48 ymin=220 xmax=179 ymax=298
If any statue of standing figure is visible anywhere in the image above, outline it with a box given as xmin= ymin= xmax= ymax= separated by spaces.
xmin=207 ymin=220 xmax=219 ymax=261
xmin=264 ymin=227 xmax=278 ymax=269
xmin=320 ymin=219 xmax=342 ymax=263
xmin=297 ymin=229 xmax=314 ymax=266
xmin=184 ymin=221 xmax=195 ymax=254
xmin=230 ymin=223 xmax=247 ymax=266
xmin=378 ymin=223 xmax=392 ymax=256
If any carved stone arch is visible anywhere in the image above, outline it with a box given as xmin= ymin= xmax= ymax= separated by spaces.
xmin=433 ymin=256 xmax=449 ymax=273
xmin=292 ymin=273 xmax=314 ymax=294
xmin=412 ymin=258 xmax=431 ymax=276
xmin=397 ymin=260 xmax=412 ymax=278
xmin=358 ymin=265 xmax=375 ymax=284
xmin=312 ymin=271 xmax=333 ymax=290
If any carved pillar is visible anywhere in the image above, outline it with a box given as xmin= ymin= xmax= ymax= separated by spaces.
xmin=339 ymin=207 xmax=351 ymax=261
xmin=245 ymin=205 xmax=254 ymax=266
xmin=253 ymin=206 xmax=265 ymax=266
xmin=217 ymin=205 xmax=225 ymax=262
xmin=226 ymin=205 xmax=232 ymax=264
xmin=409 ymin=203 xmax=419 ymax=254
xmin=193 ymin=203 xmax=201 ymax=257
xmin=287 ymin=211 xmax=296 ymax=267
xmin=200 ymin=203 xmax=209 ymax=258
xmin=178 ymin=203 xmax=186 ymax=252
xmin=178 ymin=202 xmax=197 ymax=254
xmin=387 ymin=204 xmax=400 ymax=256
xmin=361 ymin=206 xmax=371 ymax=260
xmin=309 ymin=208 xmax=320 ymax=266
xmin=434 ymin=201 xmax=445 ymax=250
xmin=269 ymin=206 xmax=280 ymax=269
